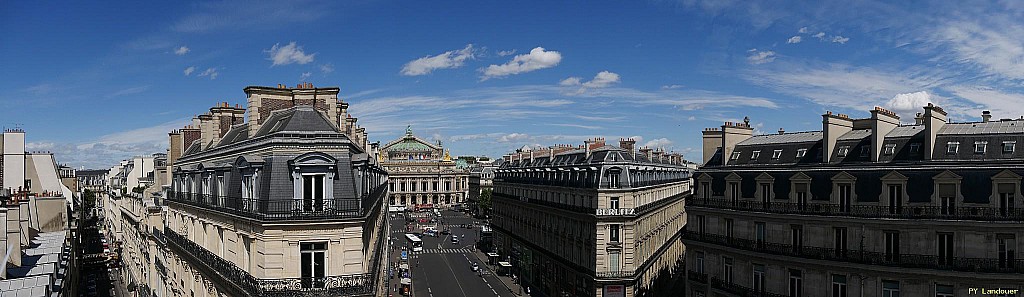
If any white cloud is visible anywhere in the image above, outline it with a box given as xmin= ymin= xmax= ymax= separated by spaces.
xmin=798 ymin=27 xmax=809 ymax=34
xmin=110 ymin=86 xmax=150 ymax=97
xmin=831 ymin=36 xmax=850 ymax=44
xmin=813 ymin=32 xmax=826 ymax=39
xmin=885 ymin=91 xmax=933 ymax=120
xmin=266 ymin=42 xmax=315 ymax=66
xmin=747 ymin=50 xmax=776 ymax=65
xmin=183 ymin=66 xmax=196 ymax=76
xmin=497 ymin=49 xmax=517 ymax=56
xmin=644 ymin=138 xmax=673 ymax=149
xmin=174 ymin=46 xmax=190 ymax=55
xmin=320 ymin=63 xmax=334 ymax=74
xmin=936 ymin=19 xmax=1024 ymax=80
xmin=481 ymin=47 xmax=562 ymax=80
xmin=560 ymin=71 xmax=621 ymax=95
xmin=498 ymin=133 xmax=530 ymax=143
xmin=198 ymin=67 xmax=219 ymax=79
xmin=948 ymin=86 xmax=1024 ymax=119
xmin=787 ymin=36 xmax=802 ymax=44
xmin=661 ymin=84 xmax=684 ymax=90
xmin=300 ymin=72 xmax=312 ymax=80
xmin=400 ymin=44 xmax=477 ymax=76
xmin=559 ymin=77 xmax=582 ymax=86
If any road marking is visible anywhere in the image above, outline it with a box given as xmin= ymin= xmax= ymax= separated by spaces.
xmin=438 ymin=247 xmax=471 ymax=297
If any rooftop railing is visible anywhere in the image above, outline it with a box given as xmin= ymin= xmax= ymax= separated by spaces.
xmin=166 ymin=185 xmax=386 ymax=221
xmin=165 ymin=229 xmax=380 ymax=296
xmin=687 ymin=197 xmax=1024 ymax=222
xmin=683 ymin=230 xmax=1024 ymax=273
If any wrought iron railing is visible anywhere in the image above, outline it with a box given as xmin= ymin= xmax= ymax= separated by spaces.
xmin=166 ymin=185 xmax=387 ymax=221
xmin=687 ymin=197 xmax=1024 ymax=221
xmin=687 ymin=270 xmax=707 ymax=284
xmin=165 ymin=229 xmax=380 ymax=296
xmin=682 ymin=230 xmax=1024 ymax=273
xmin=596 ymin=270 xmax=635 ymax=278
xmin=710 ymin=276 xmax=787 ymax=297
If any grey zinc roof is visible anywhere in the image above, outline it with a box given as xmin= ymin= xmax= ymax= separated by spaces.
xmin=939 ymin=120 xmax=1024 ymax=135
xmin=217 ymin=123 xmax=249 ymax=146
xmin=254 ymin=106 xmax=340 ymax=137
xmin=736 ymin=131 xmax=822 ymax=146
xmin=837 ymin=129 xmax=871 ymax=140
xmin=886 ymin=125 xmax=924 ymax=138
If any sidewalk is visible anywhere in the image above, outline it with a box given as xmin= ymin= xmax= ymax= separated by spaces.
xmin=470 ymin=248 xmax=521 ymax=296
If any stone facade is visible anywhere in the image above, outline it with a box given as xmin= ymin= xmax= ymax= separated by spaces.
xmin=492 ymin=138 xmax=692 ymax=297
xmin=380 ymin=126 xmax=469 ymax=210
xmin=688 ymin=105 xmax=1024 ymax=297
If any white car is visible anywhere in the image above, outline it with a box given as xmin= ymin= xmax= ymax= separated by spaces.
xmin=471 ymin=262 xmax=479 ymax=272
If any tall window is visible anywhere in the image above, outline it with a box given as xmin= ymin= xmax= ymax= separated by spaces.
xmin=998 ymin=234 xmax=1016 ymax=269
xmin=791 ymin=225 xmax=803 ymax=253
xmin=788 ymin=269 xmax=803 ymax=297
xmin=937 ymin=232 xmax=954 ymax=266
xmin=998 ymin=183 xmax=1016 ymax=217
xmin=300 ymin=242 xmax=327 ymax=288
xmin=695 ymin=215 xmax=706 ymax=234
xmin=609 ymin=197 xmax=620 ymax=209
xmin=302 ymin=174 xmax=326 ymax=212
xmin=935 ymin=284 xmax=954 ymax=297
xmin=695 ymin=252 xmax=704 ymax=274
xmin=729 ymin=182 xmax=740 ymax=205
xmin=795 ymin=183 xmax=808 ymax=210
xmin=722 ymin=256 xmax=733 ymax=283
xmin=608 ymin=171 xmax=620 ymax=188
xmin=888 ymin=184 xmax=903 ymax=214
xmin=760 ymin=183 xmax=771 ymax=207
xmin=701 ymin=182 xmax=711 ymax=200
xmin=938 ymin=183 xmax=956 ymax=216
xmin=752 ymin=264 xmax=765 ymax=293
xmin=831 ymin=274 xmax=847 ymax=297
xmin=216 ymin=175 xmax=225 ymax=206
xmin=724 ymin=218 xmax=734 ymax=239
xmin=882 ymin=280 xmax=900 ymax=297
xmin=755 ymin=222 xmax=766 ymax=248
xmin=411 ymin=181 xmax=417 ymax=192
xmin=609 ymin=224 xmax=620 ymax=242
xmin=834 ymin=227 xmax=848 ymax=257
xmin=838 ymin=183 xmax=852 ymax=213
xmin=885 ymin=231 xmax=901 ymax=262
xmin=608 ymin=251 xmax=620 ymax=272
xmin=241 ymin=172 xmax=257 ymax=210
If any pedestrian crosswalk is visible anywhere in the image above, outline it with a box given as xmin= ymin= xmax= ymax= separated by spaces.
xmin=411 ymin=248 xmax=473 ymax=255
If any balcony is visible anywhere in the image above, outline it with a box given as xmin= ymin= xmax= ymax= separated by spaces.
xmin=682 ymin=230 xmax=1024 ymax=273
xmin=165 ymin=229 xmax=380 ymax=297
xmin=686 ymin=270 xmax=707 ymax=284
xmin=687 ymin=197 xmax=1024 ymax=222
xmin=166 ymin=185 xmax=386 ymax=221
xmin=710 ymin=276 xmax=787 ymax=297
xmin=596 ymin=270 xmax=635 ymax=279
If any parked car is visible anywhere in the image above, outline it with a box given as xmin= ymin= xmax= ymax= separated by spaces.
xmin=471 ymin=262 xmax=479 ymax=272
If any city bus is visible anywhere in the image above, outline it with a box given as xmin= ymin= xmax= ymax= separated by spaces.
xmin=405 ymin=233 xmax=423 ymax=252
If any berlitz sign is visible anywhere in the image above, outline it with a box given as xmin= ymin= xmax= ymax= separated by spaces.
xmin=596 ymin=208 xmax=635 ymax=216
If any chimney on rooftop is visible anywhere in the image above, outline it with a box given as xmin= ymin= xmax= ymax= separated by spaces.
xmin=822 ymin=111 xmax=853 ymax=163
xmin=778 ymin=128 xmax=785 ymax=135
xmin=982 ymin=110 xmax=992 ymax=122
xmin=619 ymin=138 xmax=636 ymax=158
xmin=923 ymin=103 xmax=948 ymax=160
xmin=915 ymin=112 xmax=925 ymax=125
xmin=870 ymin=106 xmax=900 ymax=162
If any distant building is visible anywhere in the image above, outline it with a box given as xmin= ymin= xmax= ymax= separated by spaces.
xmin=0 ymin=129 xmax=78 ymax=296
xmin=492 ymin=138 xmax=692 ymax=297
xmin=380 ymin=126 xmax=469 ymax=210
xmin=467 ymin=158 xmax=501 ymax=217
xmin=688 ymin=105 xmax=1024 ymax=296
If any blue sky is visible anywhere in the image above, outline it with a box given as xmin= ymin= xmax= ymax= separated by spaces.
xmin=3 ymin=1 xmax=1024 ymax=169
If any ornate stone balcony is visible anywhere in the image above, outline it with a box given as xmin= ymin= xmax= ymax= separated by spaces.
xmin=166 ymin=185 xmax=386 ymax=221
xmin=687 ymin=197 xmax=1024 ymax=222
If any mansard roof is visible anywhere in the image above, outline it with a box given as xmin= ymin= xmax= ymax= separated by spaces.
xmin=253 ymin=106 xmax=340 ymax=137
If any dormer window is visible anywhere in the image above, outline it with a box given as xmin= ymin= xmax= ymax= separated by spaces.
xmin=1003 ymin=141 xmax=1016 ymax=153
xmin=883 ymin=143 xmax=896 ymax=155
xmin=860 ymin=146 xmax=870 ymax=157
xmin=946 ymin=142 xmax=960 ymax=154
xmin=772 ymin=150 xmax=783 ymax=159
xmin=730 ymin=151 xmax=741 ymax=160
xmin=751 ymin=150 xmax=761 ymax=160
xmin=837 ymin=146 xmax=851 ymax=157
xmin=975 ymin=141 xmax=988 ymax=154
xmin=796 ymin=149 xmax=807 ymax=158
xmin=909 ymin=143 xmax=921 ymax=154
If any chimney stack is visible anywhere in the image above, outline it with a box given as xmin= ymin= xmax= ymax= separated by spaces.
xmin=914 ymin=112 xmax=925 ymax=125
xmin=702 ymin=128 xmax=723 ymax=165
xmin=717 ymin=118 xmax=754 ymax=165
xmin=619 ymin=138 xmax=636 ymax=158
xmin=923 ymin=103 xmax=948 ymax=160
xmin=778 ymin=128 xmax=785 ymax=135
xmin=870 ymin=106 xmax=900 ymax=162
xmin=982 ymin=110 xmax=992 ymax=122
xmin=822 ymin=111 xmax=853 ymax=163
xmin=639 ymin=147 xmax=653 ymax=160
